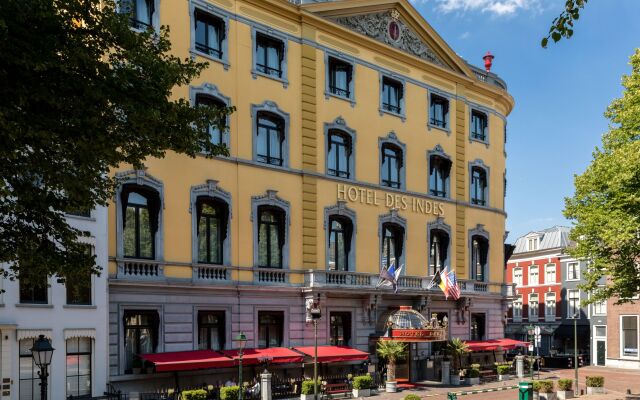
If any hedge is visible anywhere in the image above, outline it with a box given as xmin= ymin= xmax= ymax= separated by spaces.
xmin=301 ymin=380 xmax=320 ymax=395
xmin=496 ymin=365 xmax=510 ymax=375
xmin=404 ymin=395 xmax=421 ymax=400
xmin=586 ymin=376 xmax=604 ymax=388
xmin=352 ymin=375 xmax=373 ymax=390
xmin=558 ymin=379 xmax=573 ymax=391
xmin=220 ymin=386 xmax=239 ymax=400
xmin=532 ymin=380 xmax=554 ymax=393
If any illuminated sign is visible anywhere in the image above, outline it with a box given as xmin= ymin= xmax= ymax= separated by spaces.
xmin=383 ymin=328 xmax=447 ymax=342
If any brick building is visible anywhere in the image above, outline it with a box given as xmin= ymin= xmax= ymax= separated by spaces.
xmin=603 ymin=298 xmax=640 ymax=369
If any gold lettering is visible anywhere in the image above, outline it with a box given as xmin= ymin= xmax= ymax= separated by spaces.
xmin=374 ymin=191 xmax=380 ymax=205
xmin=366 ymin=190 xmax=373 ymax=205
xmin=385 ymin=194 xmax=394 ymax=207
xmin=337 ymin=184 xmax=347 ymax=200
xmin=347 ymin=186 xmax=358 ymax=202
xmin=394 ymin=195 xmax=402 ymax=209
xmin=438 ymin=203 xmax=445 ymax=216
xmin=425 ymin=201 xmax=433 ymax=214
xmin=359 ymin=188 xmax=367 ymax=203
xmin=401 ymin=196 xmax=408 ymax=210
xmin=416 ymin=199 xmax=424 ymax=213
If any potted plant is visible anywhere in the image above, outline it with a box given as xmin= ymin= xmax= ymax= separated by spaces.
xmin=220 ymin=386 xmax=239 ymax=400
xmin=532 ymin=381 xmax=541 ymax=400
xmin=586 ymin=376 xmax=605 ymax=395
xmin=301 ymin=380 xmax=319 ymax=400
xmin=497 ymin=365 xmax=510 ymax=381
xmin=376 ymin=340 xmax=407 ymax=393
xmin=131 ymin=356 xmax=143 ymax=375
xmin=536 ymin=380 xmax=555 ymax=400
xmin=557 ymin=378 xmax=574 ymax=400
xmin=352 ymin=375 xmax=373 ymax=398
xmin=144 ymin=359 xmax=154 ymax=374
xmin=446 ymin=338 xmax=470 ymax=386
xmin=466 ymin=364 xmax=480 ymax=385
xmin=181 ymin=389 xmax=208 ymax=400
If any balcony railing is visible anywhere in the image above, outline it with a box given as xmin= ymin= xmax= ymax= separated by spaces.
xmin=118 ymin=259 xmax=163 ymax=279
xmin=195 ymin=265 xmax=230 ymax=282
xmin=255 ymin=268 xmax=288 ymax=284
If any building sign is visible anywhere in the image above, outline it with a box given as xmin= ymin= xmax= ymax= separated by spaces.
xmin=385 ymin=328 xmax=447 ymax=342
xmin=337 ymin=183 xmax=445 ymax=216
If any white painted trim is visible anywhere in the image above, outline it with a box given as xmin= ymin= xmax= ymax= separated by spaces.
xmin=619 ymin=314 xmax=640 ymax=360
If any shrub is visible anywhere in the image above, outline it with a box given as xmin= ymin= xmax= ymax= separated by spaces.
xmin=586 ymin=376 xmax=604 ymax=388
xmin=470 ymin=363 xmax=480 ymax=370
xmin=534 ymin=381 xmax=554 ymax=393
xmin=220 ymin=386 xmax=239 ymax=400
xmin=181 ymin=389 xmax=207 ymax=400
xmin=468 ymin=368 xmax=480 ymax=378
xmin=352 ymin=375 xmax=373 ymax=390
xmin=532 ymin=381 xmax=541 ymax=392
xmin=496 ymin=365 xmax=510 ymax=375
xmin=558 ymin=379 xmax=573 ymax=391
xmin=301 ymin=380 xmax=320 ymax=395
xmin=404 ymin=395 xmax=421 ymax=400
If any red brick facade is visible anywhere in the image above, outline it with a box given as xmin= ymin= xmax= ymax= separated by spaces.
xmin=605 ymin=297 xmax=640 ymax=368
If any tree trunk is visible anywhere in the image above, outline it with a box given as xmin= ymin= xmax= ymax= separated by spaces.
xmin=387 ymin=360 xmax=396 ymax=382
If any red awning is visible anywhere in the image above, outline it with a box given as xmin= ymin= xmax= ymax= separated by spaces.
xmin=294 ymin=346 xmax=370 ymax=363
xmin=220 ymin=347 xmax=304 ymax=365
xmin=140 ymin=350 xmax=234 ymax=372
xmin=464 ymin=338 xmax=529 ymax=352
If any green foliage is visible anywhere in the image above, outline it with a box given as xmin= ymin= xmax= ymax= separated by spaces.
xmin=352 ymin=375 xmax=373 ymax=390
xmin=586 ymin=376 xmax=604 ymax=387
xmin=220 ymin=386 xmax=239 ymax=400
xmin=532 ymin=381 xmax=541 ymax=392
xmin=301 ymin=380 xmax=320 ymax=395
xmin=533 ymin=381 xmax=554 ymax=393
xmin=558 ymin=379 xmax=573 ymax=391
xmin=564 ymin=49 xmax=640 ymax=304
xmin=404 ymin=395 xmax=421 ymax=400
xmin=181 ymin=389 xmax=208 ymax=400
xmin=0 ymin=0 xmax=233 ymax=285
xmin=468 ymin=368 xmax=480 ymax=378
xmin=377 ymin=340 xmax=407 ymax=382
xmin=496 ymin=365 xmax=510 ymax=375
xmin=542 ymin=0 xmax=588 ymax=47
xmin=446 ymin=338 xmax=470 ymax=371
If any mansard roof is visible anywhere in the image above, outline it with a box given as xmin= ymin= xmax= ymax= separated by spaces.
xmin=512 ymin=226 xmax=573 ymax=255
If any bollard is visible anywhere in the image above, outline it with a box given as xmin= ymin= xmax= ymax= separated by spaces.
xmin=519 ymin=381 xmax=533 ymax=400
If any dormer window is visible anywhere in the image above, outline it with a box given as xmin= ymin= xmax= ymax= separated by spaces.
xmin=527 ymin=237 xmax=539 ymax=251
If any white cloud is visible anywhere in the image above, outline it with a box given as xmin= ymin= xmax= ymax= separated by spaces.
xmin=459 ymin=31 xmax=471 ymax=39
xmin=412 ymin=0 xmax=541 ymax=16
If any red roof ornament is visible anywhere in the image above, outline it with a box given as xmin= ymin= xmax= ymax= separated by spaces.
xmin=482 ymin=51 xmax=494 ymax=72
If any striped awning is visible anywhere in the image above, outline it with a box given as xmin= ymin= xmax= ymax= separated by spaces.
xmin=17 ymin=329 xmax=53 ymax=341
xmin=64 ymin=329 xmax=96 ymax=340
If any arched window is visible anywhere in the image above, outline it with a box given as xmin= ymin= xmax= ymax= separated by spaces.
xmin=381 ymin=144 xmax=403 ymax=189
xmin=328 ymin=216 xmax=353 ymax=271
xmin=256 ymin=112 xmax=285 ymax=166
xmin=471 ymin=166 xmax=487 ymax=206
xmin=429 ymin=155 xmax=451 ymax=198
xmin=327 ymin=130 xmax=352 ymax=179
xmin=194 ymin=10 xmax=224 ymax=59
xmin=196 ymin=197 xmax=229 ymax=265
xmin=195 ymin=94 xmax=226 ymax=146
xmin=429 ymin=229 xmax=449 ymax=275
xmin=257 ymin=206 xmax=285 ymax=268
xmin=381 ymin=223 xmax=404 ymax=268
xmin=470 ymin=235 xmax=489 ymax=281
xmin=121 ymin=186 xmax=160 ymax=259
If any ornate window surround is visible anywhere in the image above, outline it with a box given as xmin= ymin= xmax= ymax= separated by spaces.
xmin=469 ymin=106 xmax=491 ymax=147
xmin=324 ymin=116 xmax=356 ymax=181
xmin=427 ymin=216 xmax=452 ymax=275
xmin=190 ymin=83 xmax=232 ymax=151
xmin=378 ymin=131 xmax=406 ymax=190
xmin=251 ymin=190 xmax=291 ymax=269
xmin=189 ymin=180 xmax=232 ymax=266
xmin=251 ymin=100 xmax=290 ymax=168
xmin=115 ymin=170 xmax=164 ymax=261
xmin=427 ymin=88 xmax=452 ymax=135
xmin=117 ymin=305 xmax=163 ymax=375
xmin=251 ymin=27 xmax=289 ymax=88
xmin=468 ymin=224 xmax=490 ymax=282
xmin=378 ymin=209 xmax=407 ymax=273
xmin=323 ymin=201 xmax=357 ymax=271
xmin=119 ymin=0 xmax=160 ymax=35
xmin=188 ymin=0 xmax=230 ymax=69
xmin=468 ymin=159 xmax=490 ymax=207
xmin=427 ymin=144 xmax=452 ymax=199
xmin=379 ymin=73 xmax=406 ymax=121
xmin=324 ymin=51 xmax=356 ymax=106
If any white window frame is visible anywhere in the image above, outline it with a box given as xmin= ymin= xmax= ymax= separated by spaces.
xmin=567 ymin=289 xmax=581 ymax=319
xmin=592 ymin=297 xmax=606 ymax=315
xmin=620 ymin=315 xmax=639 ymax=359
xmin=527 ymin=237 xmax=538 ymax=251
xmin=545 ymin=292 xmax=556 ymax=322
xmin=545 ymin=263 xmax=556 ymax=284
xmin=529 ymin=265 xmax=539 ymax=286
xmin=567 ymin=261 xmax=580 ymax=281
xmin=513 ymin=295 xmax=523 ymax=322
xmin=513 ymin=267 xmax=523 ymax=287
xmin=528 ymin=293 xmax=539 ymax=322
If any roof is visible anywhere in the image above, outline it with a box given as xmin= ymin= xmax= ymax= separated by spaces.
xmin=294 ymin=345 xmax=370 ymax=362
xmin=512 ymin=226 xmax=573 ymax=255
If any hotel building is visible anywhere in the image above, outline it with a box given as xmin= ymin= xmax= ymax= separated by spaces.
xmin=107 ymin=0 xmax=515 ymax=392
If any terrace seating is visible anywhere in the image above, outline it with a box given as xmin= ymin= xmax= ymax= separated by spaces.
xmin=322 ymin=382 xmax=352 ymax=399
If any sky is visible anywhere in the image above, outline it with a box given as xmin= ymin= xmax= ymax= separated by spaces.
xmin=408 ymin=0 xmax=640 ymax=242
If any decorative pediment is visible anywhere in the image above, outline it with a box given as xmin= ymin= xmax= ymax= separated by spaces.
xmin=331 ymin=10 xmax=448 ymax=69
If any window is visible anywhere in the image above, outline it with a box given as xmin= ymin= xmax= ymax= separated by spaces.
xmin=255 ymin=33 xmax=284 ymax=78
xmin=567 ymin=262 xmax=580 ymax=280
xmin=327 ymin=130 xmax=352 ymax=179
xmin=429 ymin=155 xmax=451 ymax=198
xmin=67 ymin=246 xmax=92 ymax=305
xmin=256 ymin=112 xmax=285 ymax=166
xmin=595 ymin=326 xmax=606 ymax=337
xmin=329 ymin=312 xmax=352 ymax=346
xmin=19 ymin=276 xmax=47 ymax=304
xmin=66 ymin=337 xmax=92 ymax=398
xmin=381 ymin=223 xmax=404 ymax=269
xmin=327 ymin=57 xmax=353 ymax=99
xmin=258 ymin=311 xmax=283 ymax=348
xmin=429 ymin=229 xmax=449 ymax=275
xmin=513 ymin=296 xmax=523 ymax=321
xmin=545 ymin=292 xmax=556 ymax=320
xmin=20 ymin=338 xmax=42 ymax=400
xmin=122 ymin=0 xmax=155 ymax=30
xmin=527 ymin=237 xmax=538 ymax=251
xmin=593 ymin=298 xmax=606 ymax=315
xmin=194 ymin=10 xmax=224 ymax=59
xmin=328 ymin=216 xmax=352 ymax=271
xmin=470 ymin=313 xmax=486 ymax=341
xmin=529 ymin=294 xmax=539 ymax=321
xmin=470 ymin=236 xmax=488 ymax=282
xmin=568 ymin=289 xmax=580 ymax=318
xmin=429 ymin=94 xmax=449 ymax=129
xmin=198 ymin=311 xmax=225 ymax=351
xmin=621 ymin=316 xmax=638 ymax=357
xmin=545 ymin=264 xmax=556 ymax=284
xmin=381 ymin=144 xmax=403 ymax=189
xmin=123 ymin=310 xmax=159 ymax=373
xmin=471 ymin=110 xmax=488 ymax=142
xmin=257 ymin=206 xmax=285 ymax=268
xmin=122 ymin=187 xmax=160 ymax=259
xmin=529 ymin=265 xmax=539 ymax=286
xmin=513 ymin=267 xmax=523 ymax=287
xmin=381 ymin=77 xmax=403 ymax=114
xmin=195 ymin=94 xmax=226 ymax=146
xmin=196 ymin=197 xmax=229 ymax=265
xmin=470 ymin=166 xmax=487 ymax=206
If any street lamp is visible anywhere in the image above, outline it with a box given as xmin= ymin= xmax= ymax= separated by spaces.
xmin=310 ymin=302 xmax=322 ymax=400
xmin=236 ymin=332 xmax=247 ymax=400
xmin=572 ymin=313 xmax=579 ymax=396
xmin=30 ymin=335 xmax=54 ymax=400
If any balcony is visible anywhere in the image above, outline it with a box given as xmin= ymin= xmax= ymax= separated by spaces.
xmin=194 ymin=264 xmax=230 ymax=282
xmin=117 ymin=259 xmax=163 ymax=279
xmin=468 ymin=64 xmax=508 ymax=90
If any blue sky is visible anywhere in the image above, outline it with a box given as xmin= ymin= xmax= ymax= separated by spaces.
xmin=409 ymin=0 xmax=640 ymax=242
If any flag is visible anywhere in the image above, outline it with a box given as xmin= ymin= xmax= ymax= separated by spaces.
xmin=426 ymin=270 xmax=440 ymax=290
xmin=437 ymin=268 xmax=450 ymax=298
xmin=376 ymin=261 xmax=403 ymax=294
xmin=447 ymin=270 xmax=461 ymax=300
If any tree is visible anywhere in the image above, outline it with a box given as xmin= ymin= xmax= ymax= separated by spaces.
xmin=0 ymin=0 xmax=233 ymax=287
xmin=564 ymin=49 xmax=640 ymax=304
xmin=376 ymin=340 xmax=406 ymax=382
xmin=542 ymin=0 xmax=588 ymax=48
xmin=446 ymin=338 xmax=470 ymax=373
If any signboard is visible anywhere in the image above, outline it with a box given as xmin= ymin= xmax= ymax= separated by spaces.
xmin=385 ymin=328 xmax=447 ymax=342
xmin=528 ymin=344 xmax=534 ymax=352
xmin=337 ymin=183 xmax=446 ymax=217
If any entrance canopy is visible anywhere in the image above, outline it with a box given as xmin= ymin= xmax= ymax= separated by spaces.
xmin=294 ymin=345 xmax=369 ymax=363
xmin=140 ymin=350 xmax=235 ymax=372
xmin=464 ymin=338 xmax=529 ymax=352
xmin=220 ymin=347 xmax=304 ymax=365
xmin=378 ymin=306 xmax=448 ymax=342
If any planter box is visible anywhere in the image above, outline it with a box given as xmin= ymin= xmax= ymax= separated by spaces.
xmin=533 ymin=392 xmax=539 ymax=400
xmin=467 ymin=377 xmax=480 ymax=385
xmin=539 ymin=392 xmax=556 ymax=400
xmin=386 ymin=381 xmax=397 ymax=393
xmin=587 ymin=387 xmax=605 ymax=395
xmin=557 ymin=390 xmax=574 ymax=400
xmin=450 ymin=375 xmax=461 ymax=386
xmin=301 ymin=394 xmax=313 ymax=400
xmin=353 ymin=388 xmax=371 ymax=397
xmin=132 ymin=368 xmax=142 ymax=375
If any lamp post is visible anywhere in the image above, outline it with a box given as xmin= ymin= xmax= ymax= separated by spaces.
xmin=573 ymin=313 xmax=579 ymax=396
xmin=236 ymin=332 xmax=247 ymax=400
xmin=30 ymin=335 xmax=54 ymax=400
xmin=310 ymin=300 xmax=322 ymax=400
